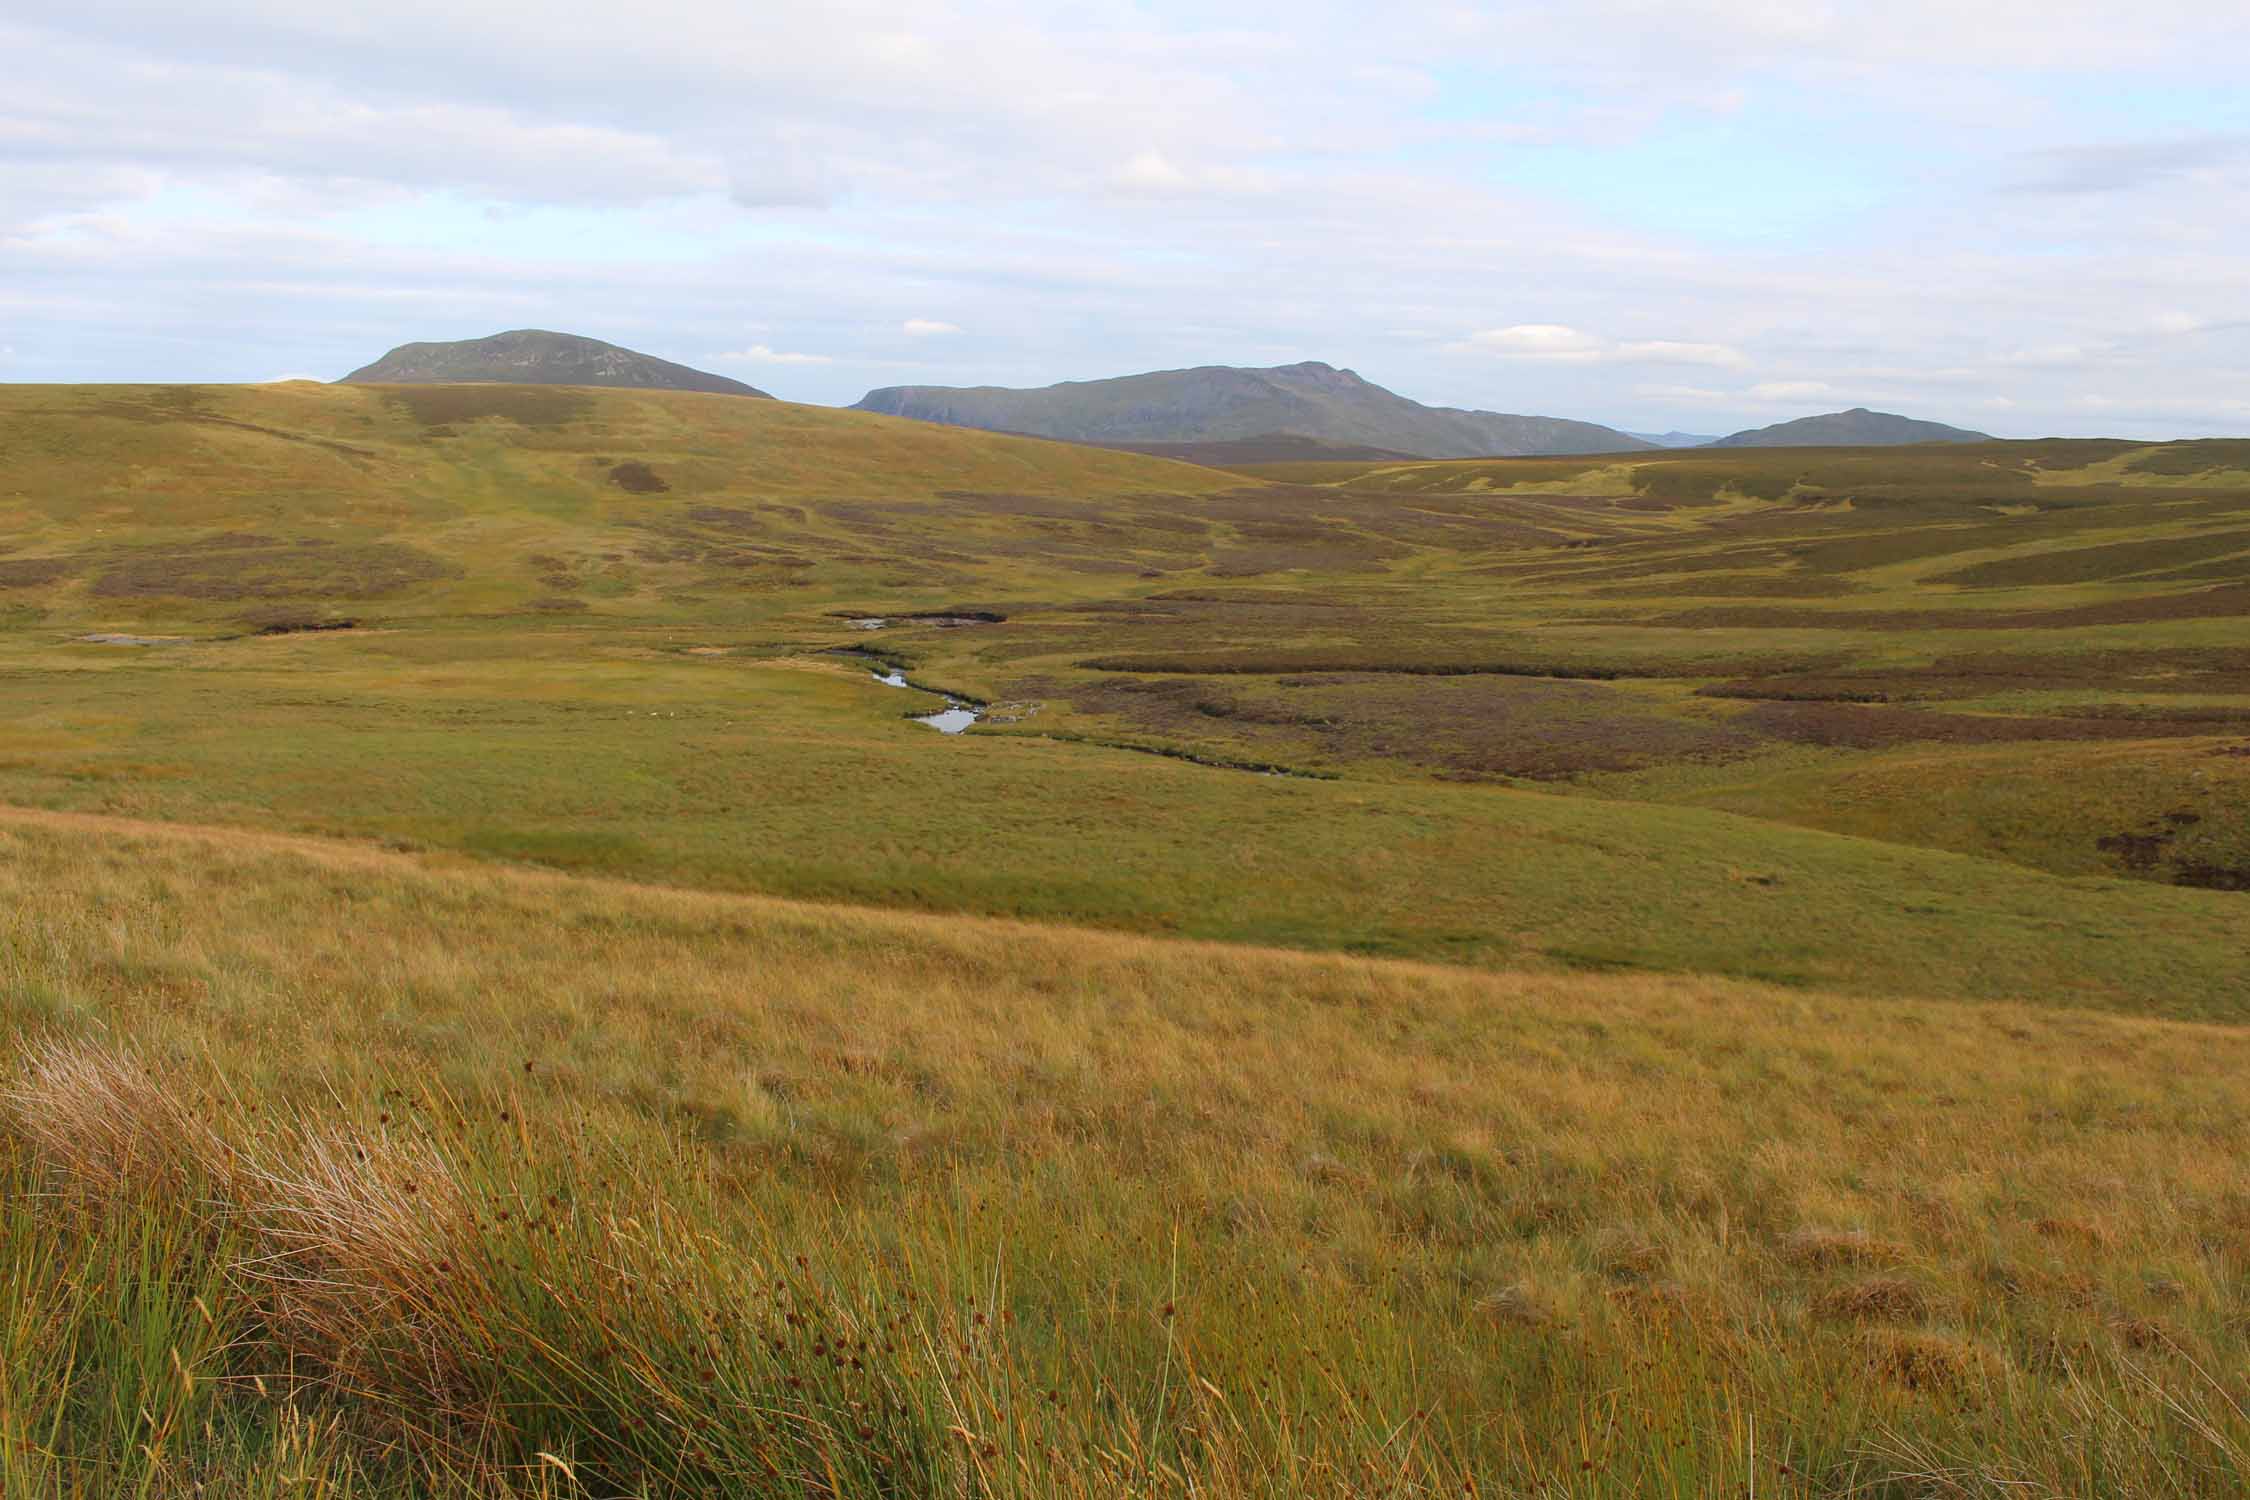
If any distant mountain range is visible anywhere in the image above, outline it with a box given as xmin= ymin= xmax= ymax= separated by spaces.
xmin=331 ymin=334 xmax=2007 ymax=457
xmin=340 ymin=330 xmax=770 ymax=398
xmin=852 ymin=362 xmax=1655 ymax=458
xmin=1710 ymin=408 xmax=1991 ymax=448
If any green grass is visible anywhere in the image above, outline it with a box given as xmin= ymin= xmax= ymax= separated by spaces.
xmin=0 ymin=630 xmax=2244 ymax=1011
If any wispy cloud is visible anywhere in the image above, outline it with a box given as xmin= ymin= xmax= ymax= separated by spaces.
xmin=1462 ymin=324 xmax=1604 ymax=361
xmin=901 ymin=318 xmax=960 ymax=337
xmin=1461 ymin=327 xmax=1747 ymax=369
xmin=1617 ymin=340 xmax=1748 ymax=368
xmin=2005 ymin=135 xmax=2248 ymax=195
xmin=710 ymin=344 xmax=834 ymax=366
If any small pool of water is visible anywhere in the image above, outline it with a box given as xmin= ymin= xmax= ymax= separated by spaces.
xmin=915 ymin=706 xmax=981 ymax=734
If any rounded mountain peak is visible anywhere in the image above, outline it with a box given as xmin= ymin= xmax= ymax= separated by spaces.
xmin=339 ymin=330 xmax=770 ymax=398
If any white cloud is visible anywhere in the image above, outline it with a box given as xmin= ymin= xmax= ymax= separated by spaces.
xmin=1115 ymin=151 xmax=1191 ymax=193
xmin=1995 ymin=344 xmax=2093 ymax=369
xmin=1635 ymin=383 xmax=1730 ymax=403
xmin=901 ymin=318 xmax=960 ymax=337
xmin=1465 ymin=324 xmax=1604 ymax=361
xmin=711 ymin=344 xmax=834 ymax=366
xmin=1749 ymin=381 xmax=1837 ymax=401
xmin=1615 ymin=340 xmax=1747 ymax=368
xmin=1105 ymin=150 xmax=1274 ymax=199
xmin=1464 ymin=327 xmax=1747 ymax=369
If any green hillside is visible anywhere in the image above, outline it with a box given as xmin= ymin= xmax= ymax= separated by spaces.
xmin=0 ymin=381 xmax=1235 ymax=625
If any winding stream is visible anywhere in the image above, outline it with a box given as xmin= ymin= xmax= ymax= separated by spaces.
xmin=859 ymin=661 xmax=984 ymax=733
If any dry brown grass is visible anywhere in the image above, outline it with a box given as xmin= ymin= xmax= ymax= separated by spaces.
xmin=3 ymin=805 xmax=2250 ymax=1494
xmin=1780 ymin=1229 xmax=1910 ymax=1269
xmin=5 ymin=1037 xmax=221 ymax=1198
xmin=1814 ymin=1277 xmax=1928 ymax=1324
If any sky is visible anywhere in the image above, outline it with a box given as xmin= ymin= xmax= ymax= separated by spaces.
xmin=3 ymin=1 xmax=2247 ymax=438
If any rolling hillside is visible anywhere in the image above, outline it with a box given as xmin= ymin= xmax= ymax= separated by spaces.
xmin=0 ymin=380 xmax=2245 ymax=1010
xmin=0 ymin=380 xmax=1234 ymax=622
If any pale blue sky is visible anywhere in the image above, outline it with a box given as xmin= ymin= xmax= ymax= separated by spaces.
xmin=3 ymin=1 xmax=2246 ymax=437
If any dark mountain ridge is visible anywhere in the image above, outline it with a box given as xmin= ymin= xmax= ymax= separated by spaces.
xmin=852 ymin=361 xmax=1653 ymax=458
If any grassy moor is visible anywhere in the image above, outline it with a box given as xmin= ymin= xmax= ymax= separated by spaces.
xmin=3 ymin=382 xmax=2249 ymax=1495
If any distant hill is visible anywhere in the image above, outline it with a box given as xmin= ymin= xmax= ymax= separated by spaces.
xmin=340 ymin=330 xmax=770 ymax=398
xmin=852 ymin=361 xmax=1654 ymax=458
xmin=1710 ymin=408 xmax=1991 ymax=448
xmin=1626 ymin=430 xmax=1720 ymax=449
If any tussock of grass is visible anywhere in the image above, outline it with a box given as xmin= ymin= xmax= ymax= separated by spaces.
xmin=7 ymin=1043 xmax=969 ymax=1495
xmin=1813 ymin=1277 xmax=1928 ymax=1325
xmin=1779 ymin=1228 xmax=1910 ymax=1269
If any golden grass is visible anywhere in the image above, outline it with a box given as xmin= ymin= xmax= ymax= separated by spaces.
xmin=3 ymin=806 xmax=2249 ymax=1494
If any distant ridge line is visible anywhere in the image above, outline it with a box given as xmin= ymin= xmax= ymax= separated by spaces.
xmin=852 ymin=360 xmax=1655 ymax=458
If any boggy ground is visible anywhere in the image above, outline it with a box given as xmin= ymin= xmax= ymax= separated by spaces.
xmin=5 ymin=808 xmax=2250 ymax=1497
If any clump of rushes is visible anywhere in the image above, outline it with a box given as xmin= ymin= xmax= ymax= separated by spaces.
xmin=4 ymin=1042 xmax=965 ymax=1496
xmin=1 ymin=1041 xmax=1478 ymax=1497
